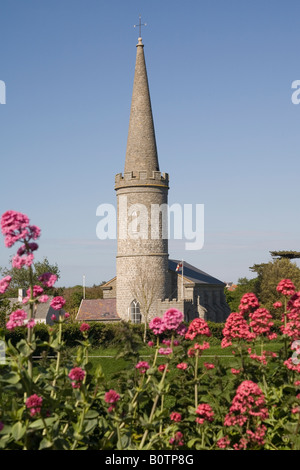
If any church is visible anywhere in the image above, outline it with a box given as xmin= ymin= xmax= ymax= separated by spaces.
xmin=77 ymin=34 xmax=230 ymax=324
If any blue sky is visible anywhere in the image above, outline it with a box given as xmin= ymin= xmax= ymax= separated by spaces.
xmin=0 ymin=0 xmax=300 ymax=287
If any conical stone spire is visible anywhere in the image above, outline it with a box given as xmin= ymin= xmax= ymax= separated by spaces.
xmin=124 ymin=37 xmax=159 ymax=174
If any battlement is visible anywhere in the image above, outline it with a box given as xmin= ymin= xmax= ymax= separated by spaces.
xmin=115 ymin=170 xmax=169 ymax=189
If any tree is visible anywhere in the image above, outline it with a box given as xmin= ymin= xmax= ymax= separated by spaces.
xmin=250 ymin=257 xmax=300 ymax=315
xmin=270 ymin=250 xmax=300 ymax=260
xmin=129 ymin=264 xmax=161 ymax=343
xmin=0 ymin=257 xmax=60 ymax=296
xmin=225 ymin=277 xmax=259 ymax=313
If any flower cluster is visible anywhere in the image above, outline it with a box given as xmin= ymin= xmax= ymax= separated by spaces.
xmin=281 ymin=291 xmax=300 ymax=340
xmin=149 ymin=308 xmax=184 ymax=335
xmin=38 ymin=272 xmax=58 ymax=288
xmin=221 ymin=312 xmax=255 ymax=348
xmin=1 ymin=210 xmax=41 ymax=269
xmin=6 ymin=309 xmax=35 ymax=330
xmin=68 ymin=367 xmax=86 ymax=389
xmin=135 ymin=361 xmax=150 ymax=374
xmin=239 ymin=293 xmax=259 ymax=314
xmin=195 ymin=403 xmax=214 ymax=425
xmin=0 ymin=275 xmax=12 ymax=294
xmin=185 ymin=318 xmax=211 ymax=340
xmin=224 ymin=380 xmax=268 ymax=427
xmin=50 ymin=296 xmax=66 ymax=311
xmin=277 ymin=279 xmax=296 ymax=297
xmin=249 ymin=308 xmax=276 ymax=340
xmin=104 ymin=389 xmax=120 ymax=413
xmin=169 ymin=431 xmax=184 ymax=447
xmin=25 ymin=394 xmax=43 ymax=417
xmin=170 ymin=412 xmax=182 ymax=422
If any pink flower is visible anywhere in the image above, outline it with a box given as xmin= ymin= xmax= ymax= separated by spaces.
xmin=273 ymin=301 xmax=283 ymax=309
xmin=50 ymin=296 xmax=66 ymax=310
xmin=135 ymin=361 xmax=150 ymax=374
xmin=217 ymin=436 xmax=230 ymax=449
xmin=104 ymin=389 xmax=120 ymax=404
xmin=26 ymin=318 xmax=36 ymax=329
xmin=27 ymin=285 xmax=44 ymax=298
xmin=158 ymin=364 xmax=169 ymax=372
xmin=169 ymin=431 xmax=184 ymax=447
xmin=51 ymin=314 xmax=57 ymax=321
xmin=68 ymin=367 xmax=86 ymax=388
xmin=204 ymin=362 xmax=215 ymax=370
xmin=158 ymin=347 xmax=173 ymax=355
xmin=194 ymin=341 xmax=210 ymax=351
xmin=185 ymin=318 xmax=211 ymax=340
xmin=224 ymin=380 xmax=268 ymax=427
xmin=6 ymin=309 xmax=27 ymax=330
xmin=170 ymin=412 xmax=182 ymax=422
xmin=249 ymin=308 xmax=274 ymax=338
xmin=231 ymin=368 xmax=241 ymax=375
xmin=65 ymin=312 xmax=70 ymax=318
xmin=162 ymin=308 xmax=184 ymax=331
xmin=12 ymin=253 xmax=34 ymax=269
xmin=277 ymin=279 xmax=296 ymax=297
xmin=147 ymin=341 xmax=154 ymax=347
xmin=38 ymin=295 xmax=49 ymax=303
xmin=38 ymin=272 xmax=58 ymax=288
xmin=177 ymin=362 xmax=188 ymax=370
xmin=1 ymin=210 xmax=29 ymax=235
xmin=239 ymin=293 xmax=259 ymax=314
xmin=221 ymin=312 xmax=255 ymax=348
xmin=195 ymin=403 xmax=214 ymax=424
xmin=25 ymin=394 xmax=43 ymax=417
xmin=149 ymin=317 xmax=166 ymax=335
xmin=80 ymin=322 xmax=90 ymax=332
xmin=162 ymin=339 xmax=171 ymax=346
xmin=0 ymin=275 xmax=12 ymax=294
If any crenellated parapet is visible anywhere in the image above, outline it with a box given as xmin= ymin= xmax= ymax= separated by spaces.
xmin=115 ymin=171 xmax=169 ymax=190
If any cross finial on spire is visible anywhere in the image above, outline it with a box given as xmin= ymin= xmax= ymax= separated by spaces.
xmin=134 ymin=15 xmax=147 ymax=38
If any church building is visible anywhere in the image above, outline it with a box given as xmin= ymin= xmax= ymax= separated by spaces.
xmin=77 ymin=35 xmax=230 ymax=324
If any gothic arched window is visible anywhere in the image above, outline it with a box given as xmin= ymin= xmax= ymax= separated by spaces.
xmin=130 ymin=300 xmax=141 ymax=323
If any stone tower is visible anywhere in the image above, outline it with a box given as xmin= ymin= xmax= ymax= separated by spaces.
xmin=115 ymin=36 xmax=170 ymax=321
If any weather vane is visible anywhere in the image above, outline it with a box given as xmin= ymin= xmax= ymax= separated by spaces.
xmin=134 ymin=15 xmax=147 ymax=37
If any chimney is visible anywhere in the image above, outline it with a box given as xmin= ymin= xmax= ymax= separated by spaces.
xmin=18 ymin=288 xmax=26 ymax=302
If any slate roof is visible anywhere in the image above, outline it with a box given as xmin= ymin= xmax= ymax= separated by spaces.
xmin=169 ymin=259 xmax=225 ymax=286
xmin=7 ymin=296 xmax=64 ymax=325
xmin=76 ymin=298 xmax=120 ymax=322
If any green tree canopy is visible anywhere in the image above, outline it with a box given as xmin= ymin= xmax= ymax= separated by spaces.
xmin=270 ymin=250 xmax=300 ymax=260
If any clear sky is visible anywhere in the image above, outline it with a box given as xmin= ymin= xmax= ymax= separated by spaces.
xmin=0 ymin=0 xmax=300 ymax=287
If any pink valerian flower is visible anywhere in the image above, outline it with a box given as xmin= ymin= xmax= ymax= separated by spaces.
xmin=292 ymin=406 xmax=300 ymax=414
xmin=104 ymin=389 xmax=120 ymax=404
xmin=273 ymin=301 xmax=283 ymax=309
xmin=162 ymin=308 xmax=184 ymax=331
xmin=12 ymin=253 xmax=34 ymax=269
xmin=6 ymin=309 xmax=27 ymax=330
xmin=51 ymin=314 xmax=57 ymax=321
xmin=135 ymin=361 xmax=150 ymax=374
xmin=284 ymin=357 xmax=300 ymax=374
xmin=65 ymin=312 xmax=70 ymax=318
xmin=25 ymin=394 xmax=43 ymax=417
xmin=158 ymin=364 xmax=169 ymax=372
xmin=169 ymin=431 xmax=184 ymax=447
xmin=224 ymin=380 xmax=268 ymax=428
xmin=195 ymin=403 xmax=214 ymax=424
xmin=177 ymin=362 xmax=188 ymax=370
xmin=221 ymin=312 xmax=255 ymax=348
xmin=1 ymin=211 xmax=41 ymax=249
xmin=38 ymin=295 xmax=49 ymax=303
xmin=194 ymin=341 xmax=210 ymax=351
xmin=176 ymin=323 xmax=188 ymax=336
xmin=50 ymin=296 xmax=66 ymax=310
xmin=80 ymin=322 xmax=90 ymax=332
xmin=170 ymin=412 xmax=182 ymax=422
xmin=231 ymin=368 xmax=241 ymax=375
xmin=26 ymin=318 xmax=36 ymax=329
xmin=281 ymin=292 xmax=300 ymax=340
xmin=149 ymin=317 xmax=166 ymax=335
xmin=185 ymin=318 xmax=211 ymax=341
xmin=0 ymin=275 xmax=12 ymax=294
xmin=68 ymin=367 xmax=86 ymax=388
xmin=158 ymin=347 xmax=173 ymax=355
xmin=238 ymin=293 xmax=260 ymax=314
xmin=249 ymin=308 xmax=275 ymax=339
xmin=38 ymin=272 xmax=58 ymax=288
xmin=17 ymin=242 xmax=38 ymax=256
xmin=277 ymin=279 xmax=296 ymax=297
xmin=204 ymin=362 xmax=215 ymax=370
xmin=162 ymin=339 xmax=171 ymax=346
xmin=147 ymin=341 xmax=154 ymax=347
xmin=216 ymin=436 xmax=231 ymax=449
xmin=27 ymin=285 xmax=44 ymax=298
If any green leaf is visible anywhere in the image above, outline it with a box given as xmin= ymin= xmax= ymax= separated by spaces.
xmin=12 ymin=422 xmax=26 ymax=441
xmin=39 ymin=437 xmax=53 ymax=450
xmin=0 ymin=371 xmax=20 ymax=384
xmin=85 ymin=410 xmax=99 ymax=419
